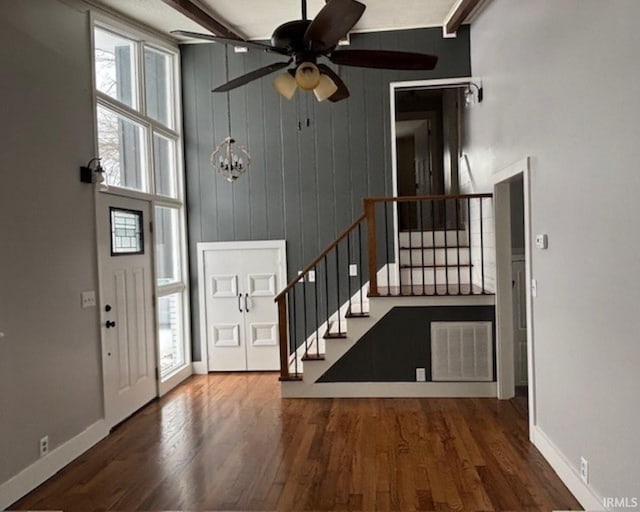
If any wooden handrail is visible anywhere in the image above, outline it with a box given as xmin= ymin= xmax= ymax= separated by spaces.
xmin=275 ymin=213 xmax=367 ymax=301
xmin=366 ymin=193 xmax=493 ymax=204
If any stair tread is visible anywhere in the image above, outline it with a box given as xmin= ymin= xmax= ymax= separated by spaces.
xmin=324 ymin=332 xmax=347 ymax=339
xmin=400 ymin=263 xmax=473 ymax=269
xmin=400 ymin=228 xmax=466 ymax=232
xmin=372 ymin=284 xmax=494 ymax=296
xmin=400 ymin=245 xmax=470 ymax=250
xmin=302 ymin=353 xmax=325 ymax=361
xmin=346 ymin=312 xmax=370 ymax=318
xmin=279 ymin=375 xmax=303 ymax=382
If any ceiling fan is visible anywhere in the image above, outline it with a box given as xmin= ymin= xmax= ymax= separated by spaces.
xmin=172 ymin=0 xmax=438 ymax=103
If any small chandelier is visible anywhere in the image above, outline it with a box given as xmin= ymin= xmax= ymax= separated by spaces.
xmin=211 ymin=48 xmax=251 ymax=183
xmin=211 ymin=137 xmax=251 ymax=182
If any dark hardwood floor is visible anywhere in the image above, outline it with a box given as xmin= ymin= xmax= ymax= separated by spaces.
xmin=11 ymin=373 xmax=581 ymax=511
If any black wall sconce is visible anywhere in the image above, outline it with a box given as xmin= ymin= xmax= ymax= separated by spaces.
xmin=464 ymin=82 xmax=484 ymax=106
xmin=80 ymin=157 xmax=107 ymax=191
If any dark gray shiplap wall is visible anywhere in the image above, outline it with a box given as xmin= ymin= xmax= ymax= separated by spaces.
xmin=181 ymin=27 xmax=471 ymax=359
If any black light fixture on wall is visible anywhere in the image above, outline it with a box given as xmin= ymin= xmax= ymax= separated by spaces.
xmin=80 ymin=157 xmax=108 ymax=191
xmin=464 ymin=82 xmax=483 ymax=106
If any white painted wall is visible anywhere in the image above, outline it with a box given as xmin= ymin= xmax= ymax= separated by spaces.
xmin=0 ymin=0 xmax=102 ymax=487
xmin=463 ymin=0 xmax=640 ymax=503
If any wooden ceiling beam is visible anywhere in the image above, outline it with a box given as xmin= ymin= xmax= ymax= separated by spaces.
xmin=161 ymin=0 xmax=243 ymax=40
xmin=444 ymin=0 xmax=486 ymax=35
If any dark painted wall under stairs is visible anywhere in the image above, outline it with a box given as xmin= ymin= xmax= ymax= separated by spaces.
xmin=318 ymin=306 xmax=495 ymax=382
xmin=181 ymin=27 xmax=471 ymax=360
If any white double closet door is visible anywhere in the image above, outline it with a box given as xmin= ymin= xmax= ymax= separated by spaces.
xmin=202 ymin=241 xmax=286 ymax=371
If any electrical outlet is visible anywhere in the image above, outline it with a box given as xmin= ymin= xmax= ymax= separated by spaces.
xmin=580 ymin=456 xmax=589 ymax=484
xmin=349 ymin=264 xmax=358 ymax=277
xmin=531 ymin=279 xmax=538 ymax=298
xmin=416 ymin=368 xmax=426 ymax=382
xmin=39 ymin=435 xmax=49 ymax=457
xmin=307 ymin=270 xmax=315 ymax=282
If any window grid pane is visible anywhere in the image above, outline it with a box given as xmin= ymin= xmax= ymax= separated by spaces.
xmin=144 ymin=46 xmax=174 ymax=129
xmin=153 ymin=133 xmax=178 ymax=198
xmin=158 ymin=293 xmax=185 ymax=376
xmin=155 ymin=206 xmax=181 ymax=286
xmin=97 ymin=105 xmax=149 ymax=192
xmin=94 ymin=28 xmax=138 ymax=109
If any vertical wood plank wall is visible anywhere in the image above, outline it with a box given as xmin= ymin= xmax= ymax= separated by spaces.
xmin=181 ymin=27 xmax=471 ymax=359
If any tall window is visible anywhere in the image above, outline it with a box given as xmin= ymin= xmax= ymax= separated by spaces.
xmin=93 ymin=24 xmax=190 ymax=383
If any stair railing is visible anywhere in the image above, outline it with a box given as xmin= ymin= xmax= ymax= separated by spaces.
xmin=276 ymin=213 xmax=368 ymax=381
xmin=275 ymin=193 xmax=493 ymax=380
xmin=364 ymin=194 xmax=493 ymax=297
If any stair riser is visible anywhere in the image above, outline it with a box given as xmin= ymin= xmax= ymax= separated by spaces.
xmin=400 ymin=248 xmax=470 ymax=266
xmin=399 ymin=231 xmax=467 ymax=247
xmin=400 ymin=268 xmax=472 ymax=285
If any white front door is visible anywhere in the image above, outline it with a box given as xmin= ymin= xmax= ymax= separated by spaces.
xmin=202 ymin=241 xmax=285 ymax=372
xmin=97 ymin=194 xmax=157 ymax=427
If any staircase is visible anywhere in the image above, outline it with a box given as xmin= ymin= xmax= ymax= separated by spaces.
xmin=276 ymin=195 xmax=495 ymax=397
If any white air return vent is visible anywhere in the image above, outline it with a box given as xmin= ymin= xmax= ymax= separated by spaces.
xmin=431 ymin=322 xmax=493 ymax=381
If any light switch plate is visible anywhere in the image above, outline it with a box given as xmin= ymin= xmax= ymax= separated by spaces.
xmin=531 ymin=279 xmax=538 ymax=298
xmin=416 ymin=368 xmax=426 ymax=382
xmin=349 ymin=264 xmax=358 ymax=277
xmin=535 ymin=234 xmax=548 ymax=249
xmin=81 ymin=291 xmax=96 ymax=308
xmin=307 ymin=270 xmax=315 ymax=282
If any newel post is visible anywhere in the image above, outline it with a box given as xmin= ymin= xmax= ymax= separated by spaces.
xmin=364 ymin=199 xmax=379 ymax=296
xmin=276 ymin=294 xmax=290 ymax=380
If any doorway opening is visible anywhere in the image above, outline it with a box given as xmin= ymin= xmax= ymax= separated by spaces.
xmin=389 ymin=78 xmax=476 ymax=274
xmin=492 ymin=157 xmax=535 ymax=436
xmin=394 ymin=86 xmax=462 ymax=231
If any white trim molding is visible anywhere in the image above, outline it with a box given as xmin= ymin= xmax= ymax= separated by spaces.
xmin=0 ymin=420 xmax=108 ymax=510
xmin=192 ymin=361 xmax=208 ymax=375
xmin=531 ymin=426 xmax=605 ymax=511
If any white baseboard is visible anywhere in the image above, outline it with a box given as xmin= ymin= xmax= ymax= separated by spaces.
xmin=192 ymin=361 xmax=208 ymax=374
xmin=0 ymin=419 xmax=108 ymax=510
xmin=281 ymin=381 xmax=496 ymax=398
xmin=531 ymin=425 xmax=604 ymax=511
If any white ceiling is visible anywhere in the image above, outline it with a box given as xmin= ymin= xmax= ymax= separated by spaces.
xmin=91 ymin=0 xmax=461 ymax=41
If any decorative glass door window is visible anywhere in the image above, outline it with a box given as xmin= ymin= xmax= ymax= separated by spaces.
xmin=110 ymin=208 xmax=144 ymax=255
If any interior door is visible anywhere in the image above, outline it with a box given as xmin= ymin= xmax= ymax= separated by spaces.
xmin=512 ymin=257 xmax=528 ymax=385
xmin=203 ymin=249 xmax=246 ymax=371
xmin=97 ymin=194 xmax=157 ymax=427
xmin=243 ymin=248 xmax=282 ymax=371
xmin=203 ymin=242 xmax=285 ymax=372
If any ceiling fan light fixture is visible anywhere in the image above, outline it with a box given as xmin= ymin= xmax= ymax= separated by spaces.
xmin=295 ymin=62 xmax=321 ymax=91
xmin=273 ymin=72 xmax=298 ymax=100
xmin=313 ymin=74 xmax=338 ymax=102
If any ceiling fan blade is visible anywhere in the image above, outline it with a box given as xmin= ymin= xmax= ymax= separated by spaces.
xmin=171 ymin=30 xmax=290 ymax=56
xmin=317 ymin=64 xmax=350 ymax=102
xmin=304 ymin=0 xmax=366 ymax=53
xmin=329 ymin=49 xmax=438 ymax=70
xmin=213 ymin=60 xmax=292 ymax=92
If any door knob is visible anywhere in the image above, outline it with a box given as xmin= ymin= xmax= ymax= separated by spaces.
xmin=105 ymin=304 xmax=112 ymax=312
xmin=105 ymin=320 xmax=116 ymax=328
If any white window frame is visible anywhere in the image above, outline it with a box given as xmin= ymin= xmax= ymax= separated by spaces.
xmin=90 ymin=12 xmax=191 ymax=396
